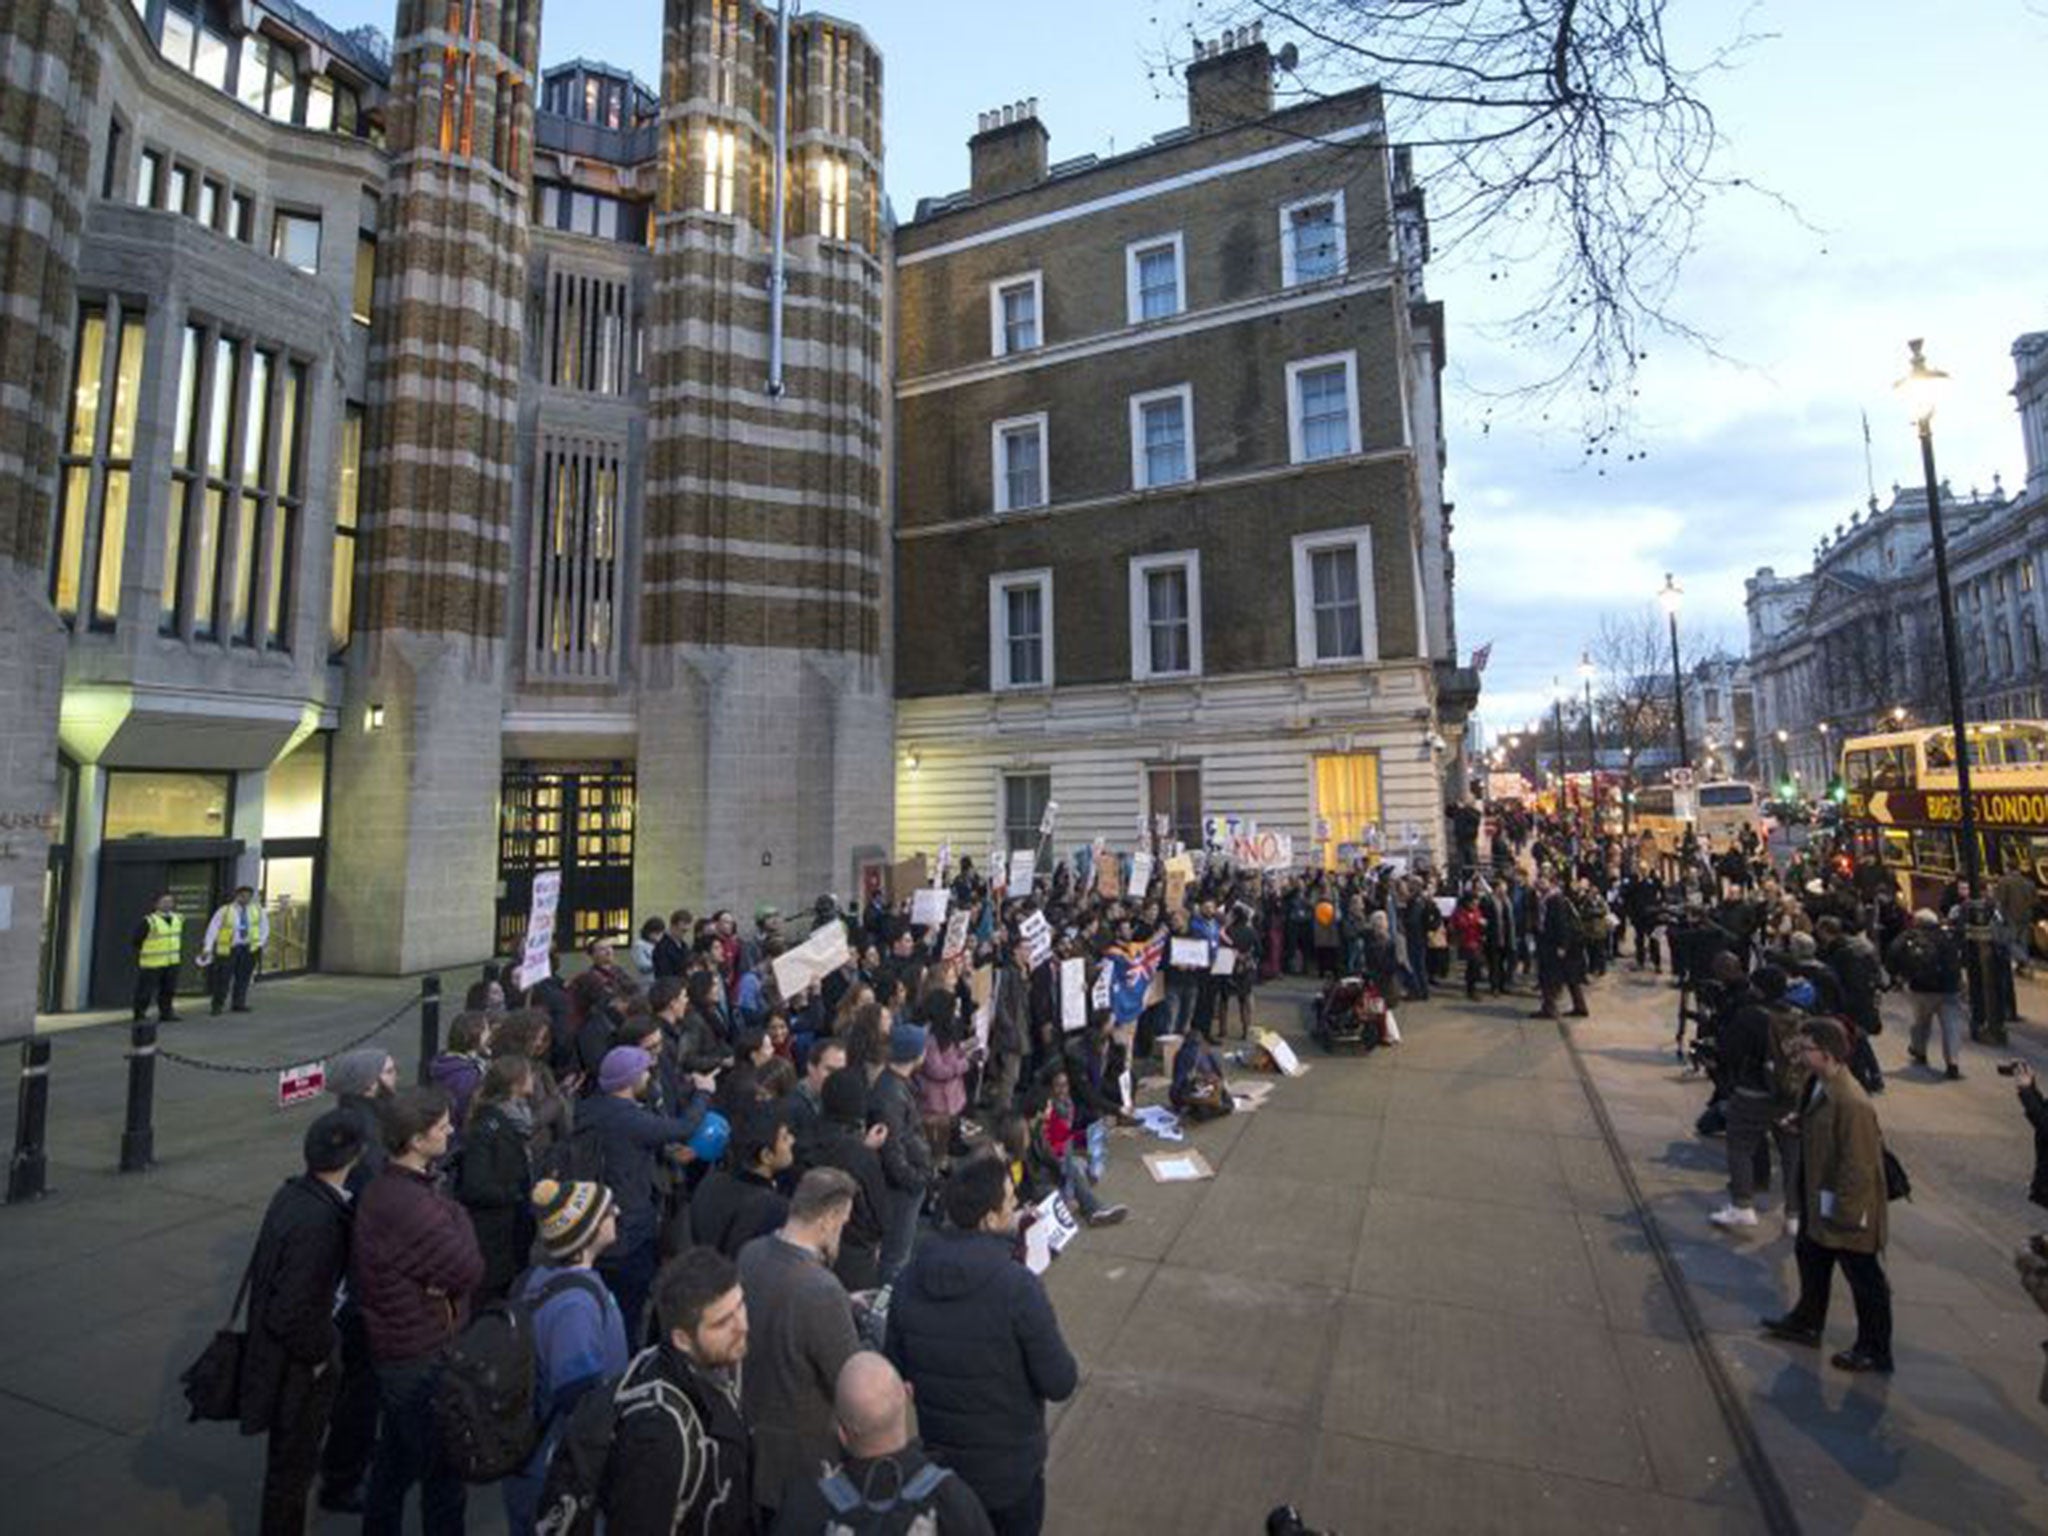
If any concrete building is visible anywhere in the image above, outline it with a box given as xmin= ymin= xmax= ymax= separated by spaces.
xmin=1747 ymin=327 xmax=2048 ymax=794
xmin=1681 ymin=656 xmax=1757 ymax=783
xmin=890 ymin=28 xmax=1472 ymax=873
xmin=4 ymin=0 xmax=891 ymax=1027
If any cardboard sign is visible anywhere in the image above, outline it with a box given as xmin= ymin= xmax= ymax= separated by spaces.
xmin=1060 ymin=957 xmax=1087 ymax=1031
xmin=1164 ymin=853 xmax=1193 ymax=911
xmin=989 ymin=846 xmax=1007 ymax=889
xmin=942 ymin=909 xmax=971 ymax=961
xmin=1143 ymin=1149 xmax=1216 ymax=1183
xmin=1256 ymin=1028 xmax=1306 ymax=1077
xmin=887 ymin=856 xmax=928 ymax=903
xmin=277 ymin=1060 xmax=325 ymax=1108
xmin=1130 ymin=852 xmax=1155 ymax=897
xmin=1169 ymin=937 xmax=1210 ymax=970
xmin=1093 ymin=849 xmax=1122 ymax=899
xmin=1019 ymin=910 xmax=1053 ymax=968
xmin=1225 ymin=829 xmax=1294 ymax=871
xmin=772 ymin=919 xmax=851 ymax=1001
xmin=1009 ymin=849 xmax=1037 ymax=891
xmin=1022 ymin=1193 xmax=1081 ymax=1275
xmin=1211 ymin=946 xmax=1237 ymax=977
xmin=910 ymin=887 xmax=950 ymax=930
xmin=970 ymin=965 xmax=995 ymax=1052
xmin=1091 ymin=966 xmax=1111 ymax=1011
xmin=935 ymin=840 xmax=952 ymax=885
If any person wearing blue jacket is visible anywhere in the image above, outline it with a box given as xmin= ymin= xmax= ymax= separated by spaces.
xmin=886 ymin=1157 xmax=1077 ymax=1535
xmin=578 ymin=1045 xmax=714 ymax=1344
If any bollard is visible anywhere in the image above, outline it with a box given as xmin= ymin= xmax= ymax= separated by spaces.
xmin=417 ymin=975 xmax=442 ymax=1085
xmin=119 ymin=1021 xmax=157 ymax=1173
xmin=6 ymin=1039 xmax=52 ymax=1203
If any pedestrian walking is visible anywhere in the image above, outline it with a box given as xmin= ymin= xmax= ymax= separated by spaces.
xmin=202 ymin=885 xmax=268 ymax=1014
xmin=1761 ymin=1019 xmax=1894 ymax=1373
xmin=1887 ymin=909 xmax=1967 ymax=1078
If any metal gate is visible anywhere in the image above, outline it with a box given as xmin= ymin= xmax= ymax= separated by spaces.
xmin=496 ymin=765 xmax=636 ymax=959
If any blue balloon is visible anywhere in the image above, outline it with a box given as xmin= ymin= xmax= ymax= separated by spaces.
xmin=689 ymin=1110 xmax=731 ymax=1163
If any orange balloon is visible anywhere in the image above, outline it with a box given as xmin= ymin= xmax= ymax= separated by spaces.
xmin=1315 ymin=901 xmax=1336 ymax=926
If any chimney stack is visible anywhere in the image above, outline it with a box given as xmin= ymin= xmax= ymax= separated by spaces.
xmin=1187 ymin=24 xmax=1272 ymax=132
xmin=970 ymin=98 xmax=1049 ymax=200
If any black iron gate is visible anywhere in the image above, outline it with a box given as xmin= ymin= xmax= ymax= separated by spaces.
xmin=496 ymin=765 xmax=636 ymax=959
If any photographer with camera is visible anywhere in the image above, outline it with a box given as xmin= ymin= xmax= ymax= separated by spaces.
xmin=2006 ymin=1061 xmax=2048 ymax=1211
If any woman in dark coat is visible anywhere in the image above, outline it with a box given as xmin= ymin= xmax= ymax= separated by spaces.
xmin=455 ymin=1056 xmax=537 ymax=1301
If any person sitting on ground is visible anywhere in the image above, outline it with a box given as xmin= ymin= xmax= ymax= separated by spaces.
xmin=1037 ymin=1074 xmax=1127 ymax=1228
xmin=1168 ymin=1029 xmax=1234 ymax=1122
xmin=771 ymin=1352 xmax=996 ymax=1535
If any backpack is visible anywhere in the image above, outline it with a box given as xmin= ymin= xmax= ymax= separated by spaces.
xmin=433 ymin=1270 xmax=609 ymax=1483
xmin=816 ymin=1459 xmax=955 ymax=1535
xmin=533 ymin=1366 xmax=623 ymax=1536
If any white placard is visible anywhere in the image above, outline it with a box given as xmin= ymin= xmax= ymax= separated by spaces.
xmin=772 ymin=918 xmax=851 ymax=1001
xmin=514 ymin=869 xmax=562 ymax=991
xmin=1039 ymin=799 xmax=1061 ymax=838
xmin=1210 ymin=946 xmax=1237 ymax=977
xmin=1118 ymin=1066 xmax=1134 ymax=1113
xmin=1129 ymin=852 xmax=1154 ymax=897
xmin=1060 ymin=957 xmax=1087 ymax=1031
xmin=910 ymin=887 xmax=950 ymax=929
xmin=1090 ymin=966 xmax=1111 ymax=1011
xmin=935 ymin=840 xmax=952 ymax=884
xmin=1169 ymin=937 xmax=1210 ymax=970
xmin=971 ymin=967 xmax=995 ymax=1053
xmin=942 ymin=909 xmax=970 ymax=960
xmin=1009 ymin=849 xmax=1037 ymax=890
xmin=1260 ymin=1029 xmax=1306 ymax=1077
xmin=1019 ymin=909 xmax=1053 ymax=968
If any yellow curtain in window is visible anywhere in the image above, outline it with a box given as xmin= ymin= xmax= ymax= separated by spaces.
xmin=1314 ymin=752 xmax=1382 ymax=868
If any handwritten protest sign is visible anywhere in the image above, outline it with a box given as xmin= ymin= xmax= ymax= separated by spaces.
xmin=1129 ymin=851 xmax=1155 ymax=897
xmin=514 ymin=870 xmax=562 ymax=991
xmin=1169 ymin=937 xmax=1209 ymax=970
xmin=1019 ymin=909 xmax=1053 ymax=968
xmin=1060 ymin=957 xmax=1086 ymax=1030
xmin=1093 ymin=849 xmax=1121 ymax=899
xmin=1009 ymin=849 xmax=1037 ymax=890
xmin=772 ymin=919 xmax=850 ymax=1000
xmin=910 ymin=887 xmax=949 ymax=930
xmin=942 ymin=909 xmax=970 ymax=960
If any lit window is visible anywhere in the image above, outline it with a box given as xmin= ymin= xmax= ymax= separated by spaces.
xmin=819 ymin=155 xmax=849 ymax=241
xmin=1130 ymin=552 xmax=1202 ymax=679
xmin=49 ymin=304 xmax=145 ymax=628
xmin=992 ymin=414 xmax=1047 ymax=513
xmin=136 ymin=149 xmax=162 ymax=208
xmin=352 ymin=234 xmax=376 ymax=325
xmin=989 ymin=274 xmax=1041 ymax=357
xmin=1127 ymin=235 xmax=1184 ymax=323
xmin=1286 ymin=353 xmax=1360 ymax=463
xmin=1129 ymin=385 xmax=1193 ymax=489
xmin=271 ymin=210 xmax=321 ymax=274
xmin=329 ymin=403 xmax=362 ymax=656
xmin=1280 ymin=192 xmax=1346 ymax=286
xmin=991 ymin=571 xmax=1052 ymax=690
xmin=702 ymin=126 xmax=736 ymax=214
xmin=1292 ymin=529 xmax=1379 ymax=667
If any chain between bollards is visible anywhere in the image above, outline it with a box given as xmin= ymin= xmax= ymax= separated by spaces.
xmin=120 ymin=1021 xmax=157 ymax=1173
xmin=416 ymin=975 xmax=442 ymax=1086
xmin=6 ymin=1038 xmax=52 ymax=1203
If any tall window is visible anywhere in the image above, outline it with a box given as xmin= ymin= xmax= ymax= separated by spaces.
xmin=818 ymin=155 xmax=849 ymax=241
xmin=352 ymin=235 xmax=376 ymax=325
xmin=990 ymin=570 xmax=1052 ymax=690
xmin=239 ymin=35 xmax=298 ymax=123
xmin=50 ymin=303 xmax=145 ymax=627
xmin=136 ymin=149 xmax=162 ymax=208
xmin=547 ymin=270 xmax=635 ymax=395
xmin=271 ymin=210 xmax=321 ymax=274
xmin=263 ymin=360 xmax=306 ymax=648
xmin=1003 ymin=772 xmax=1051 ymax=853
xmin=990 ymin=274 xmax=1041 ymax=357
xmin=530 ymin=441 xmax=625 ymax=681
xmin=992 ymin=414 xmax=1048 ymax=513
xmin=1146 ymin=765 xmax=1202 ymax=850
xmin=163 ymin=323 xmax=204 ymax=631
xmin=1127 ymin=234 xmax=1184 ymax=323
xmin=702 ymin=127 xmax=736 ymax=214
xmin=711 ymin=0 xmax=741 ymax=107
xmin=161 ymin=2 xmax=230 ymax=90
xmin=1291 ymin=529 xmax=1378 ymax=667
xmin=1129 ymin=385 xmax=1193 ymax=489
xmin=1287 ymin=353 xmax=1360 ymax=463
xmin=1280 ymin=192 xmax=1346 ymax=286
xmin=330 ymin=404 xmax=362 ymax=656
xmin=1130 ymin=552 xmax=1201 ymax=679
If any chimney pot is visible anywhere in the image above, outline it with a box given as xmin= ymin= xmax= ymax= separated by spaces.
xmin=1186 ymin=27 xmax=1274 ymax=130
xmin=969 ymin=93 xmax=1052 ymax=199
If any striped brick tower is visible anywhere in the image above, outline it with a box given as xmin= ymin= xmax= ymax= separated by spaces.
xmin=637 ymin=0 xmax=893 ymax=912
xmin=326 ymin=0 xmax=542 ymax=974
xmin=0 ymin=0 xmax=103 ymax=1031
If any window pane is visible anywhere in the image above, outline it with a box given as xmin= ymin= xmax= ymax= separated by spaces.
xmin=328 ymin=531 xmax=355 ymax=655
xmin=1147 ymin=568 xmax=1189 ymax=674
xmin=94 ymin=469 xmax=130 ymax=624
xmin=353 ymin=235 xmax=376 ymax=324
xmin=277 ymin=362 xmax=304 ymax=497
xmin=1289 ymin=200 xmax=1340 ymax=279
xmin=239 ymin=38 xmax=269 ymax=111
xmin=193 ymin=486 xmax=222 ymax=630
xmin=1311 ymin=547 xmax=1363 ymax=660
xmin=207 ymin=339 xmax=238 ymax=480
xmin=168 ymin=164 xmax=191 ymax=216
xmin=193 ymin=28 xmax=230 ymax=90
xmin=68 ymin=310 xmax=106 ymax=455
xmin=230 ymin=193 xmax=252 ymax=242
xmin=336 ymin=404 xmax=363 ymax=532
xmin=107 ymin=315 xmax=145 ymax=461
xmin=306 ymin=75 xmax=335 ymax=132
xmin=136 ymin=150 xmax=160 ymax=208
xmin=160 ymin=9 xmax=195 ymax=69
xmin=231 ymin=492 xmax=260 ymax=638
xmin=104 ymin=771 xmax=231 ymax=839
xmin=161 ymin=480 xmax=188 ymax=629
xmin=1003 ymin=426 xmax=1042 ymax=509
xmin=1001 ymin=285 xmax=1037 ymax=351
xmin=197 ymin=177 xmax=221 ymax=229
xmin=1299 ymin=364 xmax=1351 ymax=460
xmin=264 ymin=500 xmax=293 ymax=646
xmin=51 ymin=466 xmax=90 ymax=618
xmin=272 ymin=212 xmax=320 ymax=273
xmin=1137 ymin=246 xmax=1178 ymax=319
xmin=244 ymin=349 xmax=272 ymax=484
xmin=1141 ymin=397 xmax=1187 ymax=486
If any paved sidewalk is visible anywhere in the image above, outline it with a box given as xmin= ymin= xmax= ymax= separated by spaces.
xmin=1572 ymin=968 xmax=2048 ymax=1534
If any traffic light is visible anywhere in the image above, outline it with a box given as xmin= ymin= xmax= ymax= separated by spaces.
xmin=1827 ymin=778 xmax=1847 ymax=804
xmin=1777 ymin=779 xmax=1795 ymax=800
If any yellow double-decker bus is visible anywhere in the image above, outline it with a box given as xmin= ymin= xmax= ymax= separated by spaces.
xmin=1839 ymin=721 xmax=2048 ymax=910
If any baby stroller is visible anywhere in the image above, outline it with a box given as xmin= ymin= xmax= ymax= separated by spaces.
xmin=1312 ymin=976 xmax=1388 ymax=1053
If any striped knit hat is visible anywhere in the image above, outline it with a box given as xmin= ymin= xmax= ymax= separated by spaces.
xmin=531 ymin=1178 xmax=616 ymax=1261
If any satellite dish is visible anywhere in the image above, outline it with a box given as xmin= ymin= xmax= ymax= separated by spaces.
xmin=1276 ymin=41 xmax=1299 ymax=72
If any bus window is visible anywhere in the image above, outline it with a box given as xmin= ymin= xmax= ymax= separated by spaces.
xmin=1843 ymin=749 xmax=1872 ymax=788
xmin=1913 ymin=827 xmax=1957 ymax=877
xmin=1697 ymin=784 xmax=1755 ymax=808
xmin=1880 ymin=829 xmax=1911 ymax=869
xmin=2030 ymin=835 xmax=2048 ymax=887
xmin=1925 ymin=733 xmax=1954 ymax=770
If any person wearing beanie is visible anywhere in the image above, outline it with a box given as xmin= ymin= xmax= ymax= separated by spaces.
xmin=315 ymin=1046 xmax=396 ymax=1511
xmin=576 ymin=1043 xmax=715 ymax=1345
xmin=237 ymin=1109 xmax=361 ymax=1535
xmin=500 ymin=1179 xmax=627 ymax=1536
xmin=871 ymin=1022 xmax=935 ymax=1283
xmin=803 ymin=1068 xmax=893 ymax=1292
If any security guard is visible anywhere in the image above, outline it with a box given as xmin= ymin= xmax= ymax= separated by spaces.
xmin=132 ymin=891 xmax=186 ymax=1023
xmin=202 ymin=884 xmax=269 ymax=1015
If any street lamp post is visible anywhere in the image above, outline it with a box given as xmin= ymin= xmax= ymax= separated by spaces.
xmin=1552 ymin=677 xmax=1569 ymax=810
xmin=1895 ymin=338 xmax=1995 ymax=1041
xmin=1579 ymin=651 xmax=1598 ymax=808
xmin=1658 ymin=574 xmax=1690 ymax=770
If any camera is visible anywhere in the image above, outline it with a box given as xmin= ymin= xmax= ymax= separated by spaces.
xmin=1997 ymin=1061 xmax=2024 ymax=1077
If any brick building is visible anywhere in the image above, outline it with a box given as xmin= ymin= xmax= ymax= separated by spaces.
xmin=891 ymin=29 xmax=1470 ymax=870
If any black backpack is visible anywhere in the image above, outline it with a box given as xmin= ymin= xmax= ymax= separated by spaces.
xmin=816 ymin=1459 xmax=956 ymax=1534
xmin=533 ymin=1368 xmax=623 ymax=1536
xmin=433 ymin=1270 xmax=609 ymax=1483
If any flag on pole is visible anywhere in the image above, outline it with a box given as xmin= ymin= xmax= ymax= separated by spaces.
xmin=1470 ymin=641 xmax=1493 ymax=673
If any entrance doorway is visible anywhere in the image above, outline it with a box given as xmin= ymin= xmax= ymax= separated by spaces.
xmin=91 ymin=840 xmax=240 ymax=1007
xmin=496 ymin=765 xmax=635 ymax=958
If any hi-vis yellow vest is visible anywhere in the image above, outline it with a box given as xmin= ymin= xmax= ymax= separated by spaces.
xmin=140 ymin=912 xmax=184 ymax=969
xmin=213 ymin=904 xmax=256 ymax=956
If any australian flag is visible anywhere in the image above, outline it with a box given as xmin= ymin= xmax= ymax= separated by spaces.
xmin=1109 ymin=933 xmax=1167 ymax=1025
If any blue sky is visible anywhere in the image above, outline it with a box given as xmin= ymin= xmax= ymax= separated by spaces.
xmin=317 ymin=0 xmax=2048 ymax=741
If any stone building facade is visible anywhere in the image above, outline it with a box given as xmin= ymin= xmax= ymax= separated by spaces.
xmin=891 ymin=31 xmax=1469 ymax=872
xmin=1747 ymin=328 xmax=2048 ymax=794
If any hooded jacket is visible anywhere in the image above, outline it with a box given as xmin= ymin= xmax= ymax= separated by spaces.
xmin=884 ymin=1227 xmax=1077 ymax=1514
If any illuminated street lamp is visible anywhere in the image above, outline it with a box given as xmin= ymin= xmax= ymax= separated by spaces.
xmin=1578 ymin=650 xmax=1598 ymax=781
xmin=1894 ymin=338 xmax=1994 ymax=1039
xmin=1551 ymin=676 xmax=1569 ymax=804
xmin=1658 ymin=573 xmax=1690 ymax=769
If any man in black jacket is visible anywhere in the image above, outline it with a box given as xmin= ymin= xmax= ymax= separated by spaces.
xmin=690 ymin=1102 xmax=794 ymax=1258
xmin=871 ymin=1022 xmax=935 ymax=1283
xmin=886 ymin=1158 xmax=1078 ymax=1536
xmin=239 ymin=1110 xmax=361 ymax=1536
xmin=804 ymin=1068 xmax=893 ymax=1292
xmin=604 ymin=1248 xmax=755 ymax=1535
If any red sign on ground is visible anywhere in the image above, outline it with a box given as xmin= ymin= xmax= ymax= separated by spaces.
xmin=277 ymin=1061 xmax=325 ymax=1108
